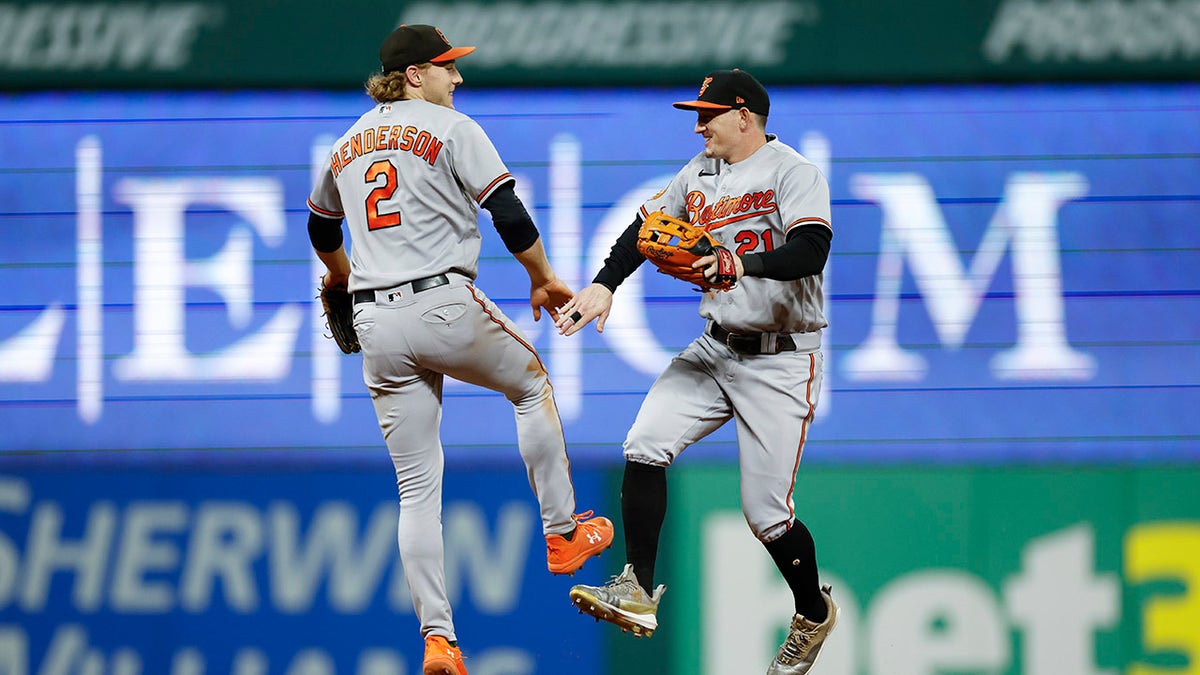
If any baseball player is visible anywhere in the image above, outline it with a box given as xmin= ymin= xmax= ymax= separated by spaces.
xmin=306 ymin=24 xmax=614 ymax=675
xmin=555 ymin=69 xmax=838 ymax=674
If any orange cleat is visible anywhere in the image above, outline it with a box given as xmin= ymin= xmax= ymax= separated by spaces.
xmin=423 ymin=635 xmax=467 ymax=675
xmin=546 ymin=510 xmax=615 ymax=575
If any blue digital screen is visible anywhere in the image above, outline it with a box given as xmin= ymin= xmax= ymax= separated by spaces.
xmin=1 ymin=84 xmax=1197 ymax=463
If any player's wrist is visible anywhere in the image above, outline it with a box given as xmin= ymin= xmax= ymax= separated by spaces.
xmin=593 ymin=268 xmax=625 ymax=292
xmin=740 ymin=253 xmax=764 ymax=278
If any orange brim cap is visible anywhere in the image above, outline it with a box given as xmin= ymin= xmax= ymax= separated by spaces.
xmin=672 ymin=100 xmax=733 ymax=111
xmin=432 ymin=46 xmax=476 ymax=63
xmin=673 ymin=69 xmax=770 ymax=116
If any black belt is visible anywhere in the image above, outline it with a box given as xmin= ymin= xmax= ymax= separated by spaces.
xmin=708 ymin=322 xmax=796 ymax=355
xmin=354 ymin=274 xmax=450 ymax=304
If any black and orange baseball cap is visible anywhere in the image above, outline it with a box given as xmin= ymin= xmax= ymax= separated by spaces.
xmin=673 ymin=69 xmax=770 ymax=117
xmin=380 ymin=24 xmax=476 ymax=72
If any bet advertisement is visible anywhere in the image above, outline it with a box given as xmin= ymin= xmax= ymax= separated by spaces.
xmin=633 ymin=465 xmax=1200 ymax=675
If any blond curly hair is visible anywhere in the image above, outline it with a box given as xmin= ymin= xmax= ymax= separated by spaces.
xmin=365 ymin=65 xmax=431 ymax=103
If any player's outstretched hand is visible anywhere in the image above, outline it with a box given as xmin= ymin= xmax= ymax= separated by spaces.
xmin=555 ymin=283 xmax=614 ymax=336
xmin=531 ymin=277 xmax=574 ymax=322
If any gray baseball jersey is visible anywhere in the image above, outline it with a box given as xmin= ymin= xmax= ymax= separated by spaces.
xmin=639 ymin=136 xmax=831 ymax=334
xmin=308 ymin=97 xmax=581 ymax=643
xmin=625 ymin=135 xmax=831 ymax=542
xmin=308 ymin=99 xmax=514 ymax=292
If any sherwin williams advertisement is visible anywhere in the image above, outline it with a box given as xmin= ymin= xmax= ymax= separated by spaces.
xmin=0 ymin=467 xmax=607 ymax=675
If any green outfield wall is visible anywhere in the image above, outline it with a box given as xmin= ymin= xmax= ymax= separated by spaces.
xmin=2 ymin=0 xmax=1198 ymax=89
xmin=602 ymin=465 xmax=1200 ymax=675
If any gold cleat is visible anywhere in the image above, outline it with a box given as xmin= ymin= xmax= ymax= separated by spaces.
xmin=568 ymin=564 xmax=665 ymax=638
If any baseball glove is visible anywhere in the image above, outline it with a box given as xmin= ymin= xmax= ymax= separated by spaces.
xmin=318 ymin=281 xmax=360 ymax=354
xmin=636 ymin=211 xmax=738 ymax=291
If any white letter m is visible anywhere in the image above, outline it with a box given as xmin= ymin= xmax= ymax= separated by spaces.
xmin=843 ymin=172 xmax=1096 ymax=382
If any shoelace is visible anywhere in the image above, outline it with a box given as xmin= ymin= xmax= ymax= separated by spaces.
xmin=778 ymin=623 xmax=818 ymax=661
xmin=614 ymin=578 xmax=640 ymax=595
xmin=548 ymin=511 xmax=598 ymax=551
xmin=600 ymin=570 xmax=640 ymax=596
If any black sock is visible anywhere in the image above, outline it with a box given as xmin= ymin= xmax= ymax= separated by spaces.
xmin=621 ymin=461 xmax=667 ymax=595
xmin=762 ymin=520 xmax=827 ymax=622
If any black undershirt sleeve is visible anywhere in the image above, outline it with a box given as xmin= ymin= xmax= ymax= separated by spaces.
xmin=590 ymin=217 xmax=830 ymax=289
xmin=307 ymin=211 xmax=344 ymax=253
xmin=740 ymin=225 xmax=832 ymax=281
xmin=592 ymin=215 xmax=646 ymax=292
xmin=482 ymin=183 xmax=540 ymax=254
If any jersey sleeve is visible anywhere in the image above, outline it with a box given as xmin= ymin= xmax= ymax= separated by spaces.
xmin=448 ymin=118 xmax=515 ymax=204
xmin=776 ymin=162 xmax=832 ymax=234
xmin=307 ymin=157 xmax=345 ymax=219
xmin=638 ymin=163 xmax=691 ymax=220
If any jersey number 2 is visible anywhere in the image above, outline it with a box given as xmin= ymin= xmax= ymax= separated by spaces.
xmin=365 ymin=160 xmax=401 ymax=230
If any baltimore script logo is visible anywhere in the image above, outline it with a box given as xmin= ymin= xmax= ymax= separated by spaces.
xmin=685 ymin=189 xmax=777 ymax=230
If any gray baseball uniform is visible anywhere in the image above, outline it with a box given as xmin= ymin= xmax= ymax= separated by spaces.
xmin=628 ymin=138 xmax=830 ymax=541
xmin=564 ymin=69 xmax=835 ymax=671
xmin=308 ymin=97 xmax=579 ymax=641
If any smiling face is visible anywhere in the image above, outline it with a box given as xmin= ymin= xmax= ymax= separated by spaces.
xmin=693 ymin=107 xmax=742 ymax=161
xmin=690 ymin=106 xmax=769 ymax=165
